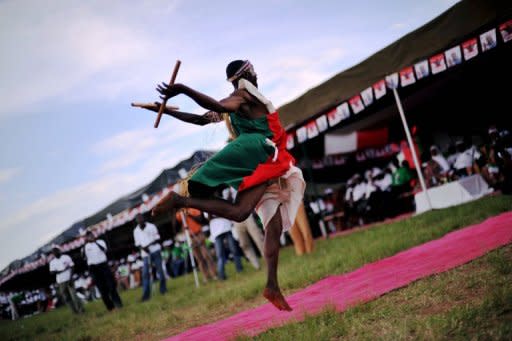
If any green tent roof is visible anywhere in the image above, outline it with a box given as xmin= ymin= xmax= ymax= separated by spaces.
xmin=278 ymin=0 xmax=512 ymax=128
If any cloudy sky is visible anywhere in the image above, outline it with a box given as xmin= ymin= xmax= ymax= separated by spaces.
xmin=0 ymin=0 xmax=459 ymax=270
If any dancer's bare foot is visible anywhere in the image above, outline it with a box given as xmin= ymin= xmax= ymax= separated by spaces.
xmin=263 ymin=287 xmax=292 ymax=311
xmin=152 ymin=191 xmax=185 ymax=216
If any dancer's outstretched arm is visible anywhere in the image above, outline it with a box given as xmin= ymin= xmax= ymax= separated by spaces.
xmin=156 ymin=83 xmax=245 ymax=113
xmin=135 ymin=102 xmax=223 ymax=126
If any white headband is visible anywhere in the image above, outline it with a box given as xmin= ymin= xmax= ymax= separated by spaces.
xmin=227 ymin=60 xmax=253 ymax=82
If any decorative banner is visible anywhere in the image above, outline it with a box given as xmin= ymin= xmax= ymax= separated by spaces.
xmin=385 ymin=73 xmax=399 ymax=89
xmin=315 ymin=115 xmax=328 ymax=133
xmin=445 ymin=45 xmax=462 ymax=67
xmin=325 ymin=127 xmax=388 ymax=155
xmin=480 ymin=28 xmax=497 ymax=51
xmin=296 ymin=126 xmax=308 ymax=143
xmin=462 ymin=38 xmax=479 ymax=60
xmin=414 ymin=60 xmax=430 ymax=80
xmin=400 ymin=66 xmax=416 ymax=87
xmin=349 ymin=95 xmax=365 ymax=114
xmin=286 ymin=133 xmax=295 ymax=150
xmin=499 ymin=20 xmax=512 ymax=43
xmin=429 ymin=53 xmax=447 ymax=74
xmin=327 ymin=102 xmax=350 ymax=127
xmin=373 ymin=80 xmax=387 ymax=99
xmin=306 ymin=121 xmax=319 ymax=139
xmin=361 ymin=87 xmax=374 ymax=106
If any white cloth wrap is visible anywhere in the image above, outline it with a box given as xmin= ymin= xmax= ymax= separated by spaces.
xmin=255 ymin=165 xmax=305 ymax=232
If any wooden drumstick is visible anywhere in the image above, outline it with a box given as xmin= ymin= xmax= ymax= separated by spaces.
xmin=131 ymin=102 xmax=180 ymax=111
xmin=154 ymin=60 xmax=181 ymax=128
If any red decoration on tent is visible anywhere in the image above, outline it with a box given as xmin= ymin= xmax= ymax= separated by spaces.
xmin=349 ymin=95 xmax=364 ymax=114
xmin=499 ymin=20 xmax=512 ymax=43
xmin=462 ymin=38 xmax=478 ymax=60
xmin=373 ymin=80 xmax=387 ymax=99
xmin=400 ymin=66 xmax=416 ymax=87
xmin=306 ymin=120 xmax=319 ymax=139
xmin=429 ymin=53 xmax=447 ymax=74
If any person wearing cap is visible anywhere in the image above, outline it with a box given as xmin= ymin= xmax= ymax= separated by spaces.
xmin=133 ymin=214 xmax=167 ymax=301
xmin=49 ymin=246 xmax=84 ymax=314
xmin=83 ymin=231 xmax=123 ymax=310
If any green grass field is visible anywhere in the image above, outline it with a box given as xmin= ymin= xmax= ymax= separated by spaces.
xmin=1 ymin=195 xmax=511 ymax=341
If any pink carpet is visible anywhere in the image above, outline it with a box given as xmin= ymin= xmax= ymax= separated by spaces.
xmin=165 ymin=211 xmax=512 ymax=341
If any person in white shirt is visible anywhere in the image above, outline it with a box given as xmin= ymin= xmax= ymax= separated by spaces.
xmin=133 ymin=214 xmax=167 ymax=301
xmin=209 ymin=215 xmax=243 ymax=280
xmin=83 ymin=231 xmax=123 ymax=310
xmin=49 ymin=246 xmax=84 ymax=314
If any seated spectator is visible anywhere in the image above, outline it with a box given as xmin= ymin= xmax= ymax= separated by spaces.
xmin=453 ymin=139 xmax=480 ymax=178
xmin=430 ymin=145 xmax=451 ymax=180
xmin=446 ymin=144 xmax=459 ymax=168
xmin=392 ymin=160 xmax=414 ymax=194
xmin=209 ymin=215 xmax=243 ymax=280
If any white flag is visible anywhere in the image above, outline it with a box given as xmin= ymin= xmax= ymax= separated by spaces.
xmin=373 ymin=80 xmax=386 ymax=99
xmin=361 ymin=87 xmax=374 ymax=106
xmin=480 ymin=28 xmax=497 ymax=51
xmin=307 ymin=121 xmax=319 ymax=139
xmin=315 ymin=115 xmax=328 ymax=132
xmin=349 ymin=95 xmax=364 ymax=114
xmin=296 ymin=126 xmax=307 ymax=143
xmin=385 ymin=73 xmax=399 ymax=89
xmin=445 ymin=46 xmax=462 ymax=67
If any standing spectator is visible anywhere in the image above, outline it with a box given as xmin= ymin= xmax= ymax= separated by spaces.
xmin=83 ymin=231 xmax=123 ymax=311
xmin=116 ymin=259 xmax=130 ymax=290
xmin=233 ymin=214 xmax=265 ymax=269
xmin=209 ymin=215 xmax=243 ymax=280
xmin=176 ymin=208 xmax=217 ymax=281
xmin=133 ymin=214 xmax=167 ymax=301
xmin=49 ymin=246 xmax=84 ymax=314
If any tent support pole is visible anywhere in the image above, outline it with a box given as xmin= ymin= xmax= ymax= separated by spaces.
xmin=392 ymin=88 xmax=433 ymax=211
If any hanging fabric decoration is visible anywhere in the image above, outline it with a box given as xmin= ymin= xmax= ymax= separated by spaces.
xmin=400 ymin=66 xmax=416 ymax=87
xmin=373 ymin=80 xmax=387 ymax=99
xmin=306 ymin=120 xmax=319 ymax=139
xmin=462 ymin=38 xmax=479 ymax=60
xmin=315 ymin=114 xmax=328 ymax=133
xmin=385 ymin=73 xmax=399 ymax=89
xmin=430 ymin=53 xmax=447 ymax=74
xmin=361 ymin=87 xmax=374 ymax=106
xmin=349 ymin=95 xmax=365 ymax=114
xmin=445 ymin=45 xmax=462 ymax=67
xmin=499 ymin=20 xmax=512 ymax=43
xmin=327 ymin=102 xmax=350 ymax=127
xmin=414 ymin=60 xmax=430 ymax=80
xmin=296 ymin=126 xmax=308 ymax=143
xmin=480 ymin=28 xmax=497 ymax=51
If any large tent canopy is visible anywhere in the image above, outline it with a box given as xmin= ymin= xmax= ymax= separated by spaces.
xmin=278 ymin=0 xmax=512 ymax=129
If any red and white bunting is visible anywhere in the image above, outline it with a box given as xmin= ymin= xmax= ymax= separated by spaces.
xmin=306 ymin=120 xmax=319 ymax=139
xmin=414 ymin=60 xmax=430 ymax=80
xmin=445 ymin=45 xmax=462 ymax=67
xmin=327 ymin=102 xmax=350 ymax=127
xmin=400 ymin=66 xmax=416 ymax=87
xmin=462 ymin=38 xmax=479 ymax=60
xmin=286 ymin=133 xmax=295 ymax=150
xmin=480 ymin=28 xmax=497 ymax=51
xmin=296 ymin=126 xmax=308 ymax=143
xmin=499 ymin=20 xmax=512 ymax=43
xmin=349 ymin=95 xmax=365 ymax=114
xmin=429 ymin=53 xmax=447 ymax=74
xmin=315 ymin=114 xmax=328 ymax=133
xmin=361 ymin=87 xmax=374 ymax=106
xmin=385 ymin=73 xmax=399 ymax=89
xmin=373 ymin=80 xmax=387 ymax=99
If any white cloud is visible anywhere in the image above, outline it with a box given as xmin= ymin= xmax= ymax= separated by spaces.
xmin=0 ymin=168 xmax=19 ymax=185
